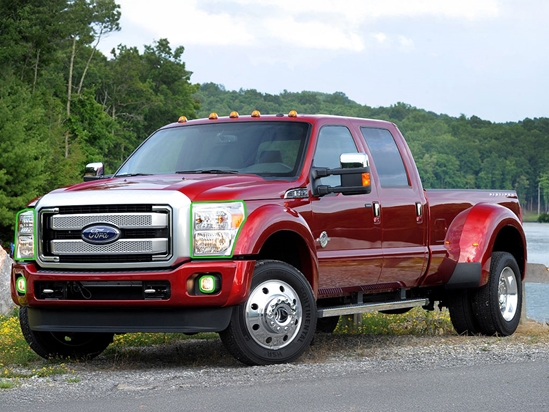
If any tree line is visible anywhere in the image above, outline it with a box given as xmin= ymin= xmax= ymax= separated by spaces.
xmin=1 ymin=0 xmax=548 ymax=241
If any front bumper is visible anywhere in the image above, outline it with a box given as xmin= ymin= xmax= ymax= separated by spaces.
xmin=11 ymin=259 xmax=255 ymax=309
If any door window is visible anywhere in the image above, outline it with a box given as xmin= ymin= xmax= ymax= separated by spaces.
xmin=360 ymin=127 xmax=410 ymax=187
xmin=313 ymin=126 xmax=358 ymax=187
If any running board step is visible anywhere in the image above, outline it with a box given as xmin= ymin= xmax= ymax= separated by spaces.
xmin=317 ymin=298 xmax=429 ymax=318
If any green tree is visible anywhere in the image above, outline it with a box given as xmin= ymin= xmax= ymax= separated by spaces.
xmin=0 ymin=77 xmax=52 ymax=240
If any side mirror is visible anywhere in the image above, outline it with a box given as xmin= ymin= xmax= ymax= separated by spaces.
xmin=83 ymin=162 xmax=104 ymax=181
xmin=312 ymin=153 xmax=372 ymax=196
xmin=340 ymin=153 xmax=370 ymax=189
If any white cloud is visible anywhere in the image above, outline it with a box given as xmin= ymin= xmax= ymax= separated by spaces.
xmin=398 ymin=36 xmax=415 ymax=52
xmin=263 ymin=17 xmax=365 ymax=51
xmin=114 ymin=0 xmax=501 ymax=52
xmin=373 ymin=33 xmax=387 ymax=44
xmin=119 ymin=0 xmax=254 ymax=46
xmin=231 ymin=0 xmax=500 ymax=21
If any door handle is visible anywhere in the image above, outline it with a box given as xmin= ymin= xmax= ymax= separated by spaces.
xmin=373 ymin=201 xmax=381 ymax=224
xmin=416 ymin=202 xmax=423 ymax=224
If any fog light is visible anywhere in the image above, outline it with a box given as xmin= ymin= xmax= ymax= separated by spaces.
xmin=16 ymin=276 xmax=26 ymax=295
xmin=199 ymin=275 xmax=217 ymax=294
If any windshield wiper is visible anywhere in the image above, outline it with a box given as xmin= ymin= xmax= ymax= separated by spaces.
xmin=115 ymin=173 xmax=153 ymax=177
xmin=176 ymin=169 xmax=239 ymax=174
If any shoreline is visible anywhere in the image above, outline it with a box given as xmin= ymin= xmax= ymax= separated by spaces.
xmin=527 ymin=263 xmax=549 ymax=283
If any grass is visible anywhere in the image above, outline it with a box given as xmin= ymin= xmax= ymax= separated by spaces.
xmin=0 ymin=315 xmax=40 ymax=366
xmin=334 ymin=307 xmax=455 ymax=336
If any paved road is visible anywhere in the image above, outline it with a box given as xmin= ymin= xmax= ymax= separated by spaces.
xmin=6 ymin=359 xmax=549 ymax=412
xmin=1 ymin=334 xmax=548 ymax=412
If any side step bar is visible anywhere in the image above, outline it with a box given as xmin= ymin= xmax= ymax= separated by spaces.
xmin=317 ymin=298 xmax=429 ymax=318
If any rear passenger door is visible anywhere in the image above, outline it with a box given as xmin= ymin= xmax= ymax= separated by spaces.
xmin=360 ymin=126 xmax=428 ymax=287
xmin=310 ymin=125 xmax=383 ymax=291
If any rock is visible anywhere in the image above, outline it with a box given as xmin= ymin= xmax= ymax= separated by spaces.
xmin=0 ymin=248 xmax=15 ymax=315
xmin=526 ymin=263 xmax=549 ymax=284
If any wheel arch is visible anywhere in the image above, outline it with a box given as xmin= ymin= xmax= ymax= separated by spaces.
xmin=233 ymin=204 xmax=318 ymax=295
xmin=492 ymin=224 xmax=526 ymax=281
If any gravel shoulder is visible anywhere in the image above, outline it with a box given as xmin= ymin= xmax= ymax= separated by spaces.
xmin=1 ymin=322 xmax=548 ymax=405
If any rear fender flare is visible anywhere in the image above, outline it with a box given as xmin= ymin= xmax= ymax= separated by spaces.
xmin=445 ymin=203 xmax=526 ymax=286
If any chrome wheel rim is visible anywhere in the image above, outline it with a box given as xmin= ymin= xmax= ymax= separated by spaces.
xmin=498 ymin=266 xmax=518 ymax=322
xmin=245 ymin=280 xmax=302 ymax=350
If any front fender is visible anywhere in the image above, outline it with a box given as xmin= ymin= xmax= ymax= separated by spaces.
xmin=445 ymin=203 xmax=525 ymax=287
xmin=233 ymin=204 xmax=318 ymax=290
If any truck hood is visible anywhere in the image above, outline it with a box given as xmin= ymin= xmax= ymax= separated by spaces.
xmin=47 ymin=174 xmax=299 ymax=202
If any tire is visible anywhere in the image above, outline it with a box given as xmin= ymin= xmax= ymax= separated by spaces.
xmin=220 ymin=260 xmax=317 ymax=365
xmin=447 ymin=290 xmax=481 ymax=335
xmin=472 ymin=252 xmax=522 ymax=336
xmin=316 ymin=316 xmax=340 ymax=333
xmin=19 ymin=307 xmax=113 ymax=360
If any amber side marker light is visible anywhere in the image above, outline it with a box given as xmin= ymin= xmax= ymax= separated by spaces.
xmin=288 ymin=110 xmax=298 ymax=117
xmin=251 ymin=110 xmax=261 ymax=117
xmin=362 ymin=172 xmax=371 ymax=187
xmin=229 ymin=111 xmax=239 ymax=118
xmin=178 ymin=116 xmax=187 ymax=123
xmin=209 ymin=112 xmax=219 ymax=120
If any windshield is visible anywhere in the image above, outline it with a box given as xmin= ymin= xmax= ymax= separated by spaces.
xmin=116 ymin=121 xmax=311 ymax=179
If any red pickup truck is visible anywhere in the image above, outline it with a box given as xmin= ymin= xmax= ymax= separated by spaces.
xmin=11 ymin=111 xmax=526 ymax=365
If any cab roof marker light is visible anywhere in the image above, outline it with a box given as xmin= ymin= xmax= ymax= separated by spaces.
xmin=288 ymin=110 xmax=298 ymax=117
xmin=229 ymin=111 xmax=239 ymax=118
xmin=178 ymin=116 xmax=188 ymax=123
xmin=209 ymin=112 xmax=219 ymax=120
xmin=251 ymin=110 xmax=261 ymax=117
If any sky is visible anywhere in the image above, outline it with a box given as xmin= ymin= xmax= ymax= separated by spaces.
xmin=97 ymin=0 xmax=549 ymax=123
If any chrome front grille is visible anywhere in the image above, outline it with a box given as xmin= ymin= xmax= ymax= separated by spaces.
xmin=39 ymin=205 xmax=172 ymax=265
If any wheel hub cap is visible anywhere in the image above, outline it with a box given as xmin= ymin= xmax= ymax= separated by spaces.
xmin=498 ymin=266 xmax=518 ymax=322
xmin=245 ymin=280 xmax=302 ymax=349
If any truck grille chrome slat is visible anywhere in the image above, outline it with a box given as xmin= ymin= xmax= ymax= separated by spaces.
xmin=51 ymin=213 xmax=168 ymax=230
xmin=50 ymin=239 xmax=168 ymax=255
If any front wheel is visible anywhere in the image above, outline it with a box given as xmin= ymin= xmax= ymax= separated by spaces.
xmin=220 ymin=260 xmax=316 ymax=365
xmin=473 ymin=252 xmax=522 ymax=336
xmin=19 ymin=307 xmax=113 ymax=360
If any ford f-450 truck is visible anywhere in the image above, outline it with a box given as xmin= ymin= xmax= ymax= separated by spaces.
xmin=11 ymin=111 xmax=526 ymax=365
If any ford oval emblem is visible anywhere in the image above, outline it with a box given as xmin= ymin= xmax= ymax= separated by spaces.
xmin=81 ymin=225 xmax=121 ymax=245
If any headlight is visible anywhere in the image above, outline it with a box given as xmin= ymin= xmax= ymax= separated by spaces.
xmin=191 ymin=201 xmax=246 ymax=257
xmin=15 ymin=209 xmax=36 ymax=260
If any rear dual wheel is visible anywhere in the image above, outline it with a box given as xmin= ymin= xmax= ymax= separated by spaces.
xmin=448 ymin=252 xmax=522 ymax=336
xmin=473 ymin=252 xmax=521 ymax=336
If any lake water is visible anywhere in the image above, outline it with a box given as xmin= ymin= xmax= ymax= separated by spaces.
xmin=523 ymin=222 xmax=549 ymax=323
